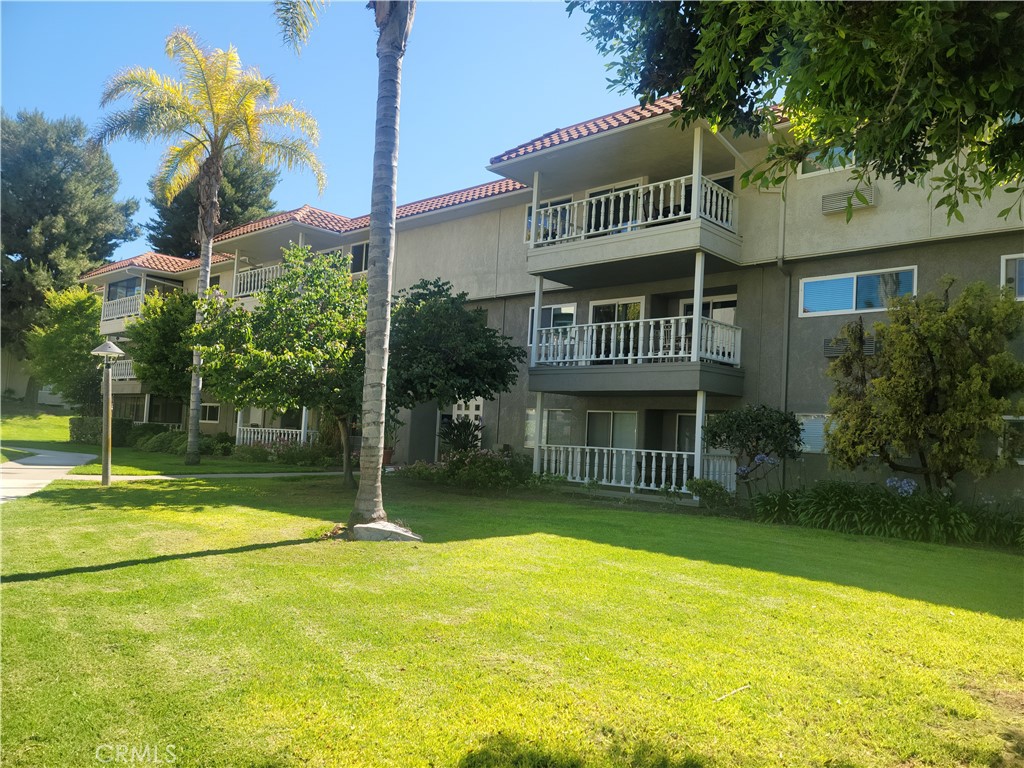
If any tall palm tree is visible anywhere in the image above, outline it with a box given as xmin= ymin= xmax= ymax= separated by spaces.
xmin=278 ymin=1 xmax=415 ymax=525
xmin=98 ymin=29 xmax=326 ymax=464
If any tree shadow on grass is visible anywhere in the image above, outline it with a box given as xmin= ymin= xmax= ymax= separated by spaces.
xmin=384 ymin=482 xmax=1024 ymax=621
xmin=457 ymin=733 xmax=716 ymax=768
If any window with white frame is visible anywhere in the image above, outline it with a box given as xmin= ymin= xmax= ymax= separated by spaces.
xmin=350 ymin=242 xmax=370 ymax=274
xmin=798 ymin=414 xmax=828 ymax=454
xmin=1001 ymin=254 xmax=1024 ymax=301
xmin=525 ymin=408 xmax=572 ymax=448
xmin=524 ymin=197 xmax=572 ymax=242
xmin=800 ymin=267 xmax=915 ymax=317
xmin=453 ymin=398 xmax=483 ymax=424
xmin=528 ymin=303 xmax=576 ymax=344
xmin=1002 ymin=416 xmax=1024 ymax=465
xmin=797 ymin=147 xmax=855 ymax=177
xmin=200 ymin=403 xmax=221 ymax=423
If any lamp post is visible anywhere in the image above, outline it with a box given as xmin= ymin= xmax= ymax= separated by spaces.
xmin=91 ymin=341 xmax=125 ymax=487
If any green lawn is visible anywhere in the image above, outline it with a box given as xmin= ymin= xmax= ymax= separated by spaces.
xmin=0 ymin=403 xmax=330 ymax=475
xmin=2 ymin=477 xmax=1020 ymax=767
xmin=0 ymin=446 xmax=32 ymax=463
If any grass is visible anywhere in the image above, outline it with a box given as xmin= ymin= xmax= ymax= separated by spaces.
xmin=0 ymin=446 xmax=32 ymax=463
xmin=2 ymin=476 xmax=1021 ymax=767
xmin=0 ymin=401 xmax=329 ymax=475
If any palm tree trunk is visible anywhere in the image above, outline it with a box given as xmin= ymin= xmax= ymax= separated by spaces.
xmin=351 ymin=0 xmax=415 ymax=525
xmin=185 ymin=156 xmax=223 ymax=465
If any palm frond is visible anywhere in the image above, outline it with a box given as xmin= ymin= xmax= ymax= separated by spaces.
xmin=274 ymin=0 xmax=326 ymax=52
xmin=166 ymin=29 xmax=218 ymax=123
xmin=250 ymin=136 xmax=327 ymax=194
xmin=155 ymin=141 xmax=207 ymax=203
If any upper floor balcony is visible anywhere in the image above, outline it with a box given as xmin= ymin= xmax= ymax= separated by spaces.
xmin=111 ymin=358 xmax=136 ymax=380
xmin=101 ymin=294 xmax=142 ymax=322
xmin=233 ymin=263 xmax=288 ymax=298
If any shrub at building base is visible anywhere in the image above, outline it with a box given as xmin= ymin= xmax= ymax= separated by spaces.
xmin=126 ymin=423 xmax=171 ymax=447
xmin=399 ymin=448 xmax=537 ymax=492
xmin=69 ymin=416 xmax=133 ymax=447
xmin=751 ymin=480 xmax=1023 ymax=548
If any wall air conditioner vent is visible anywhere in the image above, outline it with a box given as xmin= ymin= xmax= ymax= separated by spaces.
xmin=824 ymin=336 xmax=876 ymax=358
xmin=822 ymin=185 xmax=876 ymax=215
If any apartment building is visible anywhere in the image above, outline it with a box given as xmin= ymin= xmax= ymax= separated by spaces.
xmin=82 ymin=95 xmax=1024 ymax=496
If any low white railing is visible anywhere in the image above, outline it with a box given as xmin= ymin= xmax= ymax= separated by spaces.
xmin=101 ymin=294 xmax=142 ymax=321
xmin=233 ymin=264 xmax=288 ymax=297
xmin=529 ymin=175 xmax=737 ymax=246
xmin=235 ymin=427 xmax=318 ymax=447
xmin=132 ymin=421 xmax=183 ymax=431
xmin=111 ymin=359 xmax=136 ymax=380
xmin=540 ymin=444 xmax=737 ymax=493
xmin=535 ymin=314 xmax=741 ymax=367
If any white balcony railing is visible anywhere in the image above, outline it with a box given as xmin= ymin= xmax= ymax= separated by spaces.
xmin=233 ymin=264 xmax=288 ymax=297
xmin=529 ymin=175 xmax=737 ymax=246
xmin=535 ymin=315 xmax=741 ymax=367
xmin=235 ymin=427 xmax=318 ymax=447
xmin=540 ymin=444 xmax=737 ymax=493
xmin=111 ymin=359 xmax=136 ymax=380
xmin=101 ymin=294 xmax=142 ymax=321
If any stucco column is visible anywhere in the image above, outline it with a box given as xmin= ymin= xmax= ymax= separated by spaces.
xmin=531 ymin=275 xmax=543 ymax=366
xmin=235 ymin=407 xmax=244 ymax=445
xmin=532 ymin=391 xmax=544 ymax=475
xmin=231 ymin=250 xmax=239 ymax=297
xmin=144 ymin=393 xmax=151 ymax=424
xmin=691 ymin=250 xmax=705 ymax=362
xmin=693 ymin=390 xmax=706 ymax=482
xmin=692 ymin=124 xmax=703 ymax=220
xmin=529 ymin=170 xmax=541 ymax=248
xmin=300 ymin=406 xmax=309 ymax=445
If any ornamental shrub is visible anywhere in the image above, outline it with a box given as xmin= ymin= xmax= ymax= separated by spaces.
xmin=397 ymin=448 xmax=537 ymax=491
xmin=69 ymin=416 xmax=132 ymax=447
xmin=685 ymin=478 xmax=733 ymax=511
xmin=127 ymin=423 xmax=170 ymax=448
xmin=438 ymin=416 xmax=483 ymax=456
xmin=233 ymin=445 xmax=272 ymax=463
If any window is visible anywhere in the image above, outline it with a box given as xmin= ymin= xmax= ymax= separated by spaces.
xmin=106 ymin=277 xmax=141 ymax=301
xmin=525 ymin=197 xmax=573 ymax=242
xmin=200 ymin=403 xmax=220 ymax=423
xmin=209 ymin=274 xmax=221 ymax=288
xmin=528 ymin=303 xmax=576 ymax=343
xmin=798 ymin=148 xmax=855 ymax=177
xmin=525 ymin=408 xmax=572 ymax=448
xmin=800 ymin=267 xmax=915 ymax=317
xmin=453 ymin=398 xmax=483 ymax=424
xmin=798 ymin=414 xmax=828 ymax=454
xmin=350 ymin=242 xmax=370 ymax=273
xmin=1002 ymin=417 xmax=1024 ymax=465
xmin=1001 ymin=254 xmax=1024 ymax=301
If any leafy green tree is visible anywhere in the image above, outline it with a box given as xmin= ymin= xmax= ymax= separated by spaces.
xmin=826 ymin=280 xmax=1024 ymax=492
xmin=144 ymin=151 xmax=279 ymax=259
xmin=24 ymin=285 xmax=104 ymax=414
xmin=1 ymin=110 xmax=138 ymax=354
xmin=703 ymin=404 xmax=802 ymax=496
xmin=98 ymin=28 xmax=325 ymax=465
xmin=125 ymin=290 xmax=196 ymax=401
xmin=195 ymin=245 xmax=367 ymax=487
xmin=569 ymin=1 xmax=1024 ymax=220
xmin=389 ymin=278 xmax=526 ymax=411
xmin=277 ymin=0 xmax=416 ymax=525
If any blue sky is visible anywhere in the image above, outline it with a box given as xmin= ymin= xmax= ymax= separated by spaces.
xmin=1 ymin=1 xmax=638 ymax=261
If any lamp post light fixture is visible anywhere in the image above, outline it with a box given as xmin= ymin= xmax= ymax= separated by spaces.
xmin=91 ymin=341 xmax=125 ymax=487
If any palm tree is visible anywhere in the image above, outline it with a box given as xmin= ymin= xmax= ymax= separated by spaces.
xmin=278 ymin=1 xmax=415 ymax=526
xmin=98 ymin=28 xmax=326 ymax=464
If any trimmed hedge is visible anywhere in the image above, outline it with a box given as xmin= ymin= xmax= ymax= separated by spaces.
xmin=126 ymin=423 xmax=171 ymax=448
xmin=69 ymin=416 xmax=133 ymax=447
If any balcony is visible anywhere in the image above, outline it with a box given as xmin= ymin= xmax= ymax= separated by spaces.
xmin=111 ymin=359 xmax=136 ymax=380
xmin=101 ymin=294 xmax=142 ymax=321
xmin=540 ymin=445 xmax=737 ymax=493
xmin=235 ymin=426 xmax=318 ymax=447
xmin=233 ymin=263 xmax=287 ymax=297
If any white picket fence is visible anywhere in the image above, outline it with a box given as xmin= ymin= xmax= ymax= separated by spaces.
xmin=235 ymin=427 xmax=318 ymax=447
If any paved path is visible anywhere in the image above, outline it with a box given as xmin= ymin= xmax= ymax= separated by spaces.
xmin=1 ymin=446 xmax=98 ymax=503
xmin=64 ymin=471 xmax=345 ymax=481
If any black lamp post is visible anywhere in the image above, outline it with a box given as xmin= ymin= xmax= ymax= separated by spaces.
xmin=91 ymin=341 xmax=125 ymax=487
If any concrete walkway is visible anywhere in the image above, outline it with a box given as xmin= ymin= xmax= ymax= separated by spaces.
xmin=1 ymin=446 xmax=98 ymax=503
xmin=64 ymin=471 xmax=344 ymax=481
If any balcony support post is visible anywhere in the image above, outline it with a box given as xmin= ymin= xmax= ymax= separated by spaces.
xmin=231 ymin=250 xmax=239 ymax=297
xmin=300 ymin=407 xmax=309 ymax=445
xmin=529 ymin=171 xmax=540 ymax=249
xmin=694 ymin=389 xmax=706 ymax=483
xmin=691 ymin=250 xmax=705 ymax=363
xmin=692 ymin=124 xmax=703 ymax=219
xmin=144 ymin=393 xmax=151 ymax=424
xmin=531 ymin=275 xmax=543 ymax=366
xmin=235 ymin=408 xmax=244 ymax=444
xmin=532 ymin=391 xmax=543 ymax=475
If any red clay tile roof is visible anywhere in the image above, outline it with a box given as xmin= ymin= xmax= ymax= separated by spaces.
xmin=342 ymin=179 xmax=528 ymax=232
xmin=489 ymin=94 xmax=685 ymax=165
xmin=215 ymin=204 xmax=352 ymax=242
xmin=81 ymin=251 xmax=233 ymax=280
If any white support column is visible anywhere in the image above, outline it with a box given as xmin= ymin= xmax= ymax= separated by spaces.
xmin=694 ymin=390 xmax=707 ymax=481
xmin=235 ymin=407 xmax=244 ymax=444
xmin=231 ymin=250 xmax=239 ymax=297
xmin=532 ymin=391 xmax=544 ymax=475
xmin=300 ymin=407 xmax=309 ymax=445
xmin=691 ymin=250 xmax=705 ymax=363
xmin=529 ymin=170 xmax=541 ymax=248
xmin=143 ymin=393 xmax=151 ymax=424
xmin=692 ymin=124 xmax=703 ymax=220
xmin=531 ymin=275 xmax=543 ymax=366
xmin=298 ymin=232 xmax=305 ymax=248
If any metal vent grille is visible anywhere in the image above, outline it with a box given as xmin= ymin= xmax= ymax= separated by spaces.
xmin=822 ymin=186 xmax=876 ymax=214
xmin=824 ymin=336 xmax=876 ymax=358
